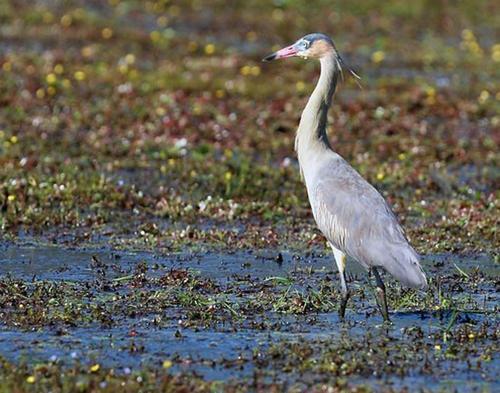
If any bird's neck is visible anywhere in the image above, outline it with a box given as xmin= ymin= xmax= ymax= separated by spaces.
xmin=295 ymin=53 xmax=340 ymax=161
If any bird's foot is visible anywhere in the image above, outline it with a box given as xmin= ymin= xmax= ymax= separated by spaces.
xmin=338 ymin=291 xmax=351 ymax=321
xmin=374 ymin=287 xmax=391 ymax=322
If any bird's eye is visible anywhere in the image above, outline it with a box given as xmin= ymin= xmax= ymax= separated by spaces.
xmin=303 ymin=40 xmax=310 ymax=49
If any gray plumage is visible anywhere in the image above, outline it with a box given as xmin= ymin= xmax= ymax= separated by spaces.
xmin=309 ymin=155 xmax=427 ymax=289
xmin=264 ymin=33 xmax=428 ymax=320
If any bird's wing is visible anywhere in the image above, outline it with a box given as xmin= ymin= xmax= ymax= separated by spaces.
xmin=310 ymin=157 xmax=427 ymax=288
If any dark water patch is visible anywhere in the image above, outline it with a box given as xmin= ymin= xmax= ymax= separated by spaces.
xmin=0 ymin=244 xmax=335 ymax=282
xmin=2 ymin=243 xmax=495 ymax=280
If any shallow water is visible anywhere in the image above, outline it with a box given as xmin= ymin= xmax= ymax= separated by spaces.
xmin=0 ymin=244 xmax=339 ymax=281
xmin=1 ymin=242 xmax=496 ymax=281
xmin=0 ymin=243 xmax=498 ymax=391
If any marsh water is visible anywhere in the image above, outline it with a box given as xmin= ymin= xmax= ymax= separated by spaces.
xmin=0 ymin=242 xmax=497 ymax=391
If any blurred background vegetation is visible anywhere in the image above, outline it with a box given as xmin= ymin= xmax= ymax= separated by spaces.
xmin=0 ymin=0 xmax=498 ymax=254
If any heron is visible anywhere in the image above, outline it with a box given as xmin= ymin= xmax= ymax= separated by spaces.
xmin=263 ymin=33 xmax=427 ymax=321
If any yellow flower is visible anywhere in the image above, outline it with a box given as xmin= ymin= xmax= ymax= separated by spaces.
xmin=89 ymin=363 xmax=100 ymax=372
xmin=478 ymin=90 xmax=490 ymax=104
xmin=204 ymin=44 xmax=215 ymax=55
xmin=36 ymin=88 xmax=45 ymax=99
xmin=125 ymin=53 xmax=136 ymax=65
xmin=60 ymin=14 xmax=72 ymax=27
xmin=491 ymin=44 xmax=500 ymax=62
xmin=26 ymin=375 xmax=36 ymax=384
xmin=434 ymin=345 xmax=441 ymax=350
xmin=7 ymin=195 xmax=16 ymax=202
xmin=371 ymin=50 xmax=385 ymax=64
xmin=469 ymin=41 xmax=483 ymax=56
xmin=74 ymin=71 xmax=86 ymax=81
xmin=192 ymin=103 xmax=202 ymax=115
xmin=81 ymin=46 xmax=93 ymax=58
xmin=425 ymin=86 xmax=436 ymax=97
xmin=215 ymin=89 xmax=225 ymax=98
xmin=424 ymin=86 xmax=436 ymax=105
xmin=376 ymin=172 xmax=384 ymax=180
xmin=296 ymin=81 xmax=306 ymax=92
xmin=162 ymin=360 xmax=173 ymax=369
xmin=118 ymin=64 xmax=128 ymax=74
xmin=461 ymin=29 xmax=474 ymax=41
xmin=10 ymin=136 xmax=18 ymax=144
xmin=250 ymin=66 xmax=260 ymax=76
xmin=54 ymin=64 xmax=64 ymax=74
xmin=224 ymin=172 xmax=232 ymax=181
xmin=101 ymin=27 xmax=113 ymax=39
xmin=150 ymin=31 xmax=161 ymax=43
xmin=157 ymin=16 xmax=168 ymax=27
xmin=240 ymin=66 xmax=251 ymax=76
xmin=46 ymin=73 xmax=57 ymax=84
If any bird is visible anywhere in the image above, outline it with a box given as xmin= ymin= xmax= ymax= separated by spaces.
xmin=263 ymin=33 xmax=427 ymax=321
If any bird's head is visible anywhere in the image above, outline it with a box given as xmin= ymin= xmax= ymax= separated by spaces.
xmin=262 ymin=33 xmax=336 ymax=62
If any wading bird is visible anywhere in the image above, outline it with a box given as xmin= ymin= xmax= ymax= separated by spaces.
xmin=263 ymin=33 xmax=427 ymax=321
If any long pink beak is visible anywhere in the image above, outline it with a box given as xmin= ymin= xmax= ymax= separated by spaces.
xmin=262 ymin=44 xmax=299 ymax=62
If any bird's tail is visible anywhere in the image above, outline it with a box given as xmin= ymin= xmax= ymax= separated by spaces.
xmin=384 ymin=246 xmax=428 ymax=290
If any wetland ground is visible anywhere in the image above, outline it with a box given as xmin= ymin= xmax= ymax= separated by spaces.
xmin=0 ymin=0 xmax=499 ymax=391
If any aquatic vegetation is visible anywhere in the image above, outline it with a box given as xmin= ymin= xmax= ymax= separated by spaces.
xmin=0 ymin=247 xmax=498 ymax=391
xmin=0 ymin=0 xmax=498 ymax=255
xmin=0 ymin=0 xmax=498 ymax=391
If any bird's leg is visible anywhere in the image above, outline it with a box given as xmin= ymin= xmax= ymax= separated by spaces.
xmin=338 ymin=265 xmax=350 ymax=321
xmin=371 ymin=267 xmax=390 ymax=322
xmin=331 ymin=245 xmax=350 ymax=321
